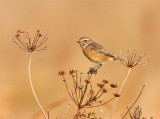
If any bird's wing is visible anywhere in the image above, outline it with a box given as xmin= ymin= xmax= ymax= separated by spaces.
xmin=87 ymin=42 xmax=106 ymax=52
xmin=87 ymin=43 xmax=115 ymax=58
xmin=97 ymin=51 xmax=115 ymax=58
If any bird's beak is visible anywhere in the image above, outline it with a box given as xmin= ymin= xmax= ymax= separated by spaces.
xmin=77 ymin=41 xmax=80 ymax=44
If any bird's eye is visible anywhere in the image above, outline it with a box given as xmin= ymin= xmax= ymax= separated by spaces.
xmin=84 ymin=40 xmax=87 ymax=42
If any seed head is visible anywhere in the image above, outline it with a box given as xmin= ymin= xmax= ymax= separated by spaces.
xmin=118 ymin=50 xmax=150 ymax=68
xmin=114 ymin=93 xmax=120 ymax=97
xmin=69 ymin=69 xmax=76 ymax=75
xmin=11 ymin=29 xmax=48 ymax=52
xmin=85 ymin=79 xmax=91 ymax=84
xmin=58 ymin=71 xmax=66 ymax=76
xmin=110 ymin=84 xmax=118 ymax=88
xmin=102 ymin=79 xmax=109 ymax=84
xmin=97 ymin=83 xmax=105 ymax=88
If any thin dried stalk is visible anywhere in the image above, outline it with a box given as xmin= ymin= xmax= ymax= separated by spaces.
xmin=122 ymin=85 xmax=145 ymax=119
xmin=110 ymin=68 xmax=132 ymax=119
xmin=28 ymin=53 xmax=48 ymax=119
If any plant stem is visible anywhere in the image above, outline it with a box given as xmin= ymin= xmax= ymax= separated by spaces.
xmin=110 ymin=68 xmax=132 ymax=119
xmin=121 ymin=85 xmax=145 ymax=119
xmin=28 ymin=53 xmax=48 ymax=119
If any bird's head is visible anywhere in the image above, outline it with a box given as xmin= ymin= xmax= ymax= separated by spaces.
xmin=77 ymin=37 xmax=93 ymax=48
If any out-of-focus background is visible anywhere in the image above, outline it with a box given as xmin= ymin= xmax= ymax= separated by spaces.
xmin=0 ymin=0 xmax=160 ymax=119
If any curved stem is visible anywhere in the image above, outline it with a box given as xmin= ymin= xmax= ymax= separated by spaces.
xmin=121 ymin=85 xmax=145 ymax=119
xmin=110 ymin=68 xmax=132 ymax=119
xmin=28 ymin=53 xmax=48 ymax=119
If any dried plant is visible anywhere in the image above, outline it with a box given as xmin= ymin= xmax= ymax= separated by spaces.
xmin=110 ymin=50 xmax=150 ymax=119
xmin=128 ymin=105 xmax=142 ymax=119
xmin=122 ymin=85 xmax=145 ymax=119
xmin=127 ymin=105 xmax=153 ymax=119
xmin=12 ymin=29 xmax=48 ymax=119
xmin=75 ymin=110 xmax=102 ymax=119
xmin=10 ymin=29 xmax=152 ymax=119
xmin=11 ymin=29 xmax=47 ymax=52
xmin=58 ymin=69 xmax=120 ymax=119
xmin=119 ymin=50 xmax=150 ymax=68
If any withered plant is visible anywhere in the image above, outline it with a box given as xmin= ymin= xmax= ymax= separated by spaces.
xmin=126 ymin=105 xmax=142 ymax=119
xmin=11 ymin=29 xmax=48 ymax=119
xmin=110 ymin=50 xmax=150 ymax=119
xmin=121 ymin=85 xmax=145 ymax=119
xmin=58 ymin=69 xmax=120 ymax=119
xmin=126 ymin=105 xmax=153 ymax=119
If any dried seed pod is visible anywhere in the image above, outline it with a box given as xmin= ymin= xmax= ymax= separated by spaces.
xmin=114 ymin=93 xmax=120 ymax=97
xmin=85 ymin=79 xmax=91 ymax=84
xmin=110 ymin=84 xmax=118 ymax=88
xmin=58 ymin=71 xmax=66 ymax=76
xmin=103 ymin=79 xmax=109 ymax=83
xmin=69 ymin=69 xmax=76 ymax=75
xmin=97 ymin=83 xmax=105 ymax=88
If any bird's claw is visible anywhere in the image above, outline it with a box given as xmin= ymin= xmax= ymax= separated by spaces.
xmin=89 ymin=68 xmax=97 ymax=74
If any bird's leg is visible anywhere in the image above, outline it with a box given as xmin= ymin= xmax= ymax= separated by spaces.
xmin=92 ymin=64 xmax=101 ymax=69
xmin=96 ymin=64 xmax=102 ymax=70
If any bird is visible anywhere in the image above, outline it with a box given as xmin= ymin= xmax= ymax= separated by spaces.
xmin=77 ymin=37 xmax=120 ymax=71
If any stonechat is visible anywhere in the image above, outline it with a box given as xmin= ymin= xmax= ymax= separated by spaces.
xmin=77 ymin=37 xmax=120 ymax=70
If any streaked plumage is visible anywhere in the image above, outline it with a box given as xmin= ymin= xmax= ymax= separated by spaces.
xmin=77 ymin=37 xmax=118 ymax=70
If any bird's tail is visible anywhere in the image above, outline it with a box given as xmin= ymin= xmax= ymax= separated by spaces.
xmin=113 ymin=57 xmax=125 ymax=61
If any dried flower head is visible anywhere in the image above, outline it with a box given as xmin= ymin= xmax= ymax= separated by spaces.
xmin=85 ymin=79 xmax=91 ymax=84
xmin=128 ymin=105 xmax=142 ymax=119
xmin=110 ymin=84 xmax=118 ymax=88
xmin=97 ymin=83 xmax=105 ymax=88
xmin=11 ymin=29 xmax=48 ymax=52
xmin=102 ymin=88 xmax=108 ymax=93
xmin=60 ymin=69 xmax=117 ymax=116
xmin=114 ymin=93 xmax=120 ymax=97
xmin=103 ymin=79 xmax=109 ymax=84
xmin=58 ymin=71 xmax=66 ymax=76
xmin=119 ymin=50 xmax=150 ymax=68
xmin=69 ymin=69 xmax=76 ymax=75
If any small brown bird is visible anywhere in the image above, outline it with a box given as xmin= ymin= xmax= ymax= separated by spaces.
xmin=77 ymin=37 xmax=120 ymax=70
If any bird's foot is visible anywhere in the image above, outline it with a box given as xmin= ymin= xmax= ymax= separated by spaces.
xmin=89 ymin=68 xmax=97 ymax=74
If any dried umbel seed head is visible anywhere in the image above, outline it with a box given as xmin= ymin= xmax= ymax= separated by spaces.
xmin=17 ymin=29 xmax=25 ymax=33
xmin=84 ymin=79 xmax=91 ymax=84
xmin=69 ymin=69 xmax=76 ymax=75
xmin=114 ymin=93 xmax=120 ymax=97
xmin=102 ymin=88 xmax=108 ymax=93
xmin=97 ymin=83 xmax=105 ymax=88
xmin=103 ymin=79 xmax=109 ymax=84
xmin=15 ymin=33 xmax=20 ymax=38
xmin=11 ymin=29 xmax=48 ymax=52
xmin=118 ymin=50 xmax=150 ymax=68
xmin=110 ymin=84 xmax=118 ymax=88
xmin=58 ymin=71 xmax=66 ymax=76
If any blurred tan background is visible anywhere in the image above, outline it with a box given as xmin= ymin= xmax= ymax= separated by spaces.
xmin=0 ymin=0 xmax=160 ymax=119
